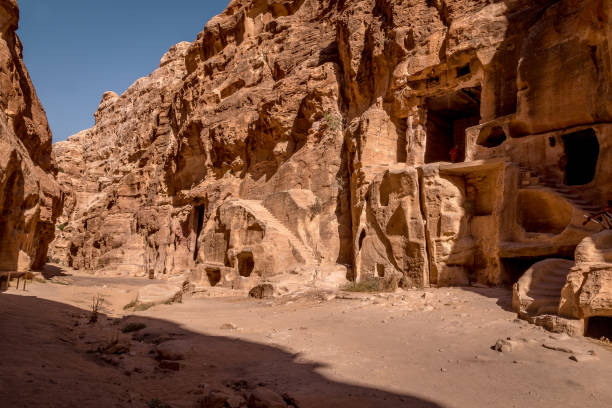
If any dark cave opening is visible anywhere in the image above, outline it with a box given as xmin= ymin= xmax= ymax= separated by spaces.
xmin=562 ymin=129 xmax=599 ymax=186
xmin=206 ymin=267 xmax=221 ymax=287
xmin=585 ymin=316 xmax=612 ymax=341
xmin=425 ymin=86 xmax=481 ymax=163
xmin=237 ymin=251 xmax=255 ymax=277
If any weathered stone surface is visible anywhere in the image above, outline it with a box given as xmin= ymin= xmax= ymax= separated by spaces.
xmin=135 ymin=283 xmax=183 ymax=306
xmin=559 ymin=231 xmax=612 ymax=320
xmin=0 ymin=0 xmax=62 ymax=273
xmin=49 ymin=0 xmax=612 ymax=306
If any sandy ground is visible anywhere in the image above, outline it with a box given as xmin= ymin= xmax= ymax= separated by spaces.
xmin=1 ymin=266 xmax=611 ymax=408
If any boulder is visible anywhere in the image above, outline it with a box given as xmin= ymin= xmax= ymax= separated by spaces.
xmin=135 ymin=283 xmax=182 ymax=306
xmin=156 ymin=339 xmax=193 ymax=361
xmin=249 ymin=284 xmax=275 ymax=299
xmin=247 ymin=387 xmax=287 ymax=408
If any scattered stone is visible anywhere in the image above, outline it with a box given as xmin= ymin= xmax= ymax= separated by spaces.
xmin=220 ymin=323 xmax=238 ymax=330
xmin=247 ymin=387 xmax=288 ymax=408
xmin=159 ymin=360 xmax=181 ymax=371
xmin=134 ymin=283 xmax=183 ymax=306
xmin=156 ymin=339 xmax=193 ymax=361
xmin=569 ymin=354 xmax=599 ymax=363
xmin=493 ymin=339 xmax=514 ymax=353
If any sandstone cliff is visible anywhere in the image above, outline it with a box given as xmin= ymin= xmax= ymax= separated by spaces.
xmin=0 ymin=0 xmax=62 ymax=274
xmin=51 ymin=0 xmax=612 ymax=301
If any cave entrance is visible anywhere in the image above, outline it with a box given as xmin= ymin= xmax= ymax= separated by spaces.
xmin=585 ymin=316 xmax=612 ymax=341
xmin=501 ymin=256 xmax=554 ymax=286
xmin=425 ymin=86 xmax=481 ymax=163
xmin=237 ymin=252 xmax=255 ymax=277
xmin=562 ymin=129 xmax=599 ymax=186
xmin=206 ymin=267 xmax=221 ymax=286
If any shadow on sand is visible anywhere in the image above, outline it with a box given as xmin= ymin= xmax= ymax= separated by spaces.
xmin=458 ymin=286 xmax=515 ymax=313
xmin=0 ymin=293 xmax=445 ymax=408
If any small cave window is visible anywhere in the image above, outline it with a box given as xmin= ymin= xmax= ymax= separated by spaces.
xmin=548 ymin=137 xmax=556 ymax=147
xmin=376 ymin=264 xmax=385 ymax=277
xmin=457 ymin=64 xmax=471 ymax=77
xmin=562 ymin=129 xmax=599 ymax=186
xmin=206 ymin=268 xmax=221 ymax=286
xmin=237 ymin=252 xmax=255 ymax=277
xmin=425 ymin=86 xmax=481 ymax=163
xmin=476 ymin=126 xmax=506 ymax=148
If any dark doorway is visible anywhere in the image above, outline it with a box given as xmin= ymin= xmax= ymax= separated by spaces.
xmin=500 ymin=256 xmax=560 ymax=286
xmin=562 ymin=129 xmax=599 ymax=186
xmin=425 ymin=86 xmax=481 ymax=163
xmin=206 ymin=268 xmax=221 ymax=286
xmin=237 ymin=252 xmax=255 ymax=277
xmin=586 ymin=316 xmax=612 ymax=341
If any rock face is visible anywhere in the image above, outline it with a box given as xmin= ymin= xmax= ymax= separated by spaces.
xmin=51 ymin=0 xmax=612 ymax=299
xmin=0 ymin=0 xmax=62 ymax=273
xmin=559 ymin=231 xmax=612 ymax=320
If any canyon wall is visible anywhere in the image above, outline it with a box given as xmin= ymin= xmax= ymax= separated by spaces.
xmin=0 ymin=0 xmax=62 ymax=274
xmin=51 ymin=0 xmax=611 ymax=301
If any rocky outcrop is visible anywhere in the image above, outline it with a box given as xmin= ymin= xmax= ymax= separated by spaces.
xmin=0 ymin=0 xmax=62 ymax=274
xmin=512 ymin=230 xmax=612 ymax=335
xmin=559 ymin=231 xmax=612 ymax=320
xmin=51 ymin=0 xmax=612 ymax=300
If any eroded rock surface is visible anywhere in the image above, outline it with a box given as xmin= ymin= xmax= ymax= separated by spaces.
xmin=50 ymin=0 xmax=612 ymax=303
xmin=0 ymin=0 xmax=62 ymax=274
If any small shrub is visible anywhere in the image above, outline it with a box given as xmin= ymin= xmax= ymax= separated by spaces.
xmin=341 ymin=276 xmax=398 ymax=293
xmin=123 ymin=298 xmax=138 ymax=310
xmin=133 ymin=302 xmax=155 ymax=312
xmin=57 ymin=222 xmax=68 ymax=231
xmin=57 ymin=167 xmax=65 ymax=173
xmin=121 ymin=322 xmax=146 ymax=333
xmin=323 ymin=111 xmax=342 ymax=131
xmin=341 ymin=278 xmax=380 ymax=292
xmin=147 ymin=398 xmax=171 ymax=408
xmin=309 ymin=199 xmax=323 ymax=219
xmin=89 ymin=294 xmax=103 ymax=324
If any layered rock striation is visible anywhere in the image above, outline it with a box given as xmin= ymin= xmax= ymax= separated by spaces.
xmin=51 ymin=0 xmax=612 ymax=301
xmin=0 ymin=0 xmax=62 ymax=275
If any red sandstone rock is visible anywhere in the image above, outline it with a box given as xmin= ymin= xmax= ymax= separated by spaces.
xmin=49 ymin=1 xmax=612 ymax=303
xmin=0 ymin=0 xmax=62 ymax=273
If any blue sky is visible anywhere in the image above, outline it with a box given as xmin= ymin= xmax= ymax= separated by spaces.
xmin=18 ymin=0 xmax=228 ymax=142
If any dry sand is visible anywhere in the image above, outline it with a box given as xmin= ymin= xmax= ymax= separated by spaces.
xmin=1 ymin=266 xmax=611 ymax=408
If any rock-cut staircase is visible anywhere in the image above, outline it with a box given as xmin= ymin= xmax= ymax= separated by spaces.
xmin=519 ymin=166 xmax=605 ymax=215
xmin=236 ymin=199 xmax=318 ymax=265
xmin=515 ymin=258 xmax=574 ymax=316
